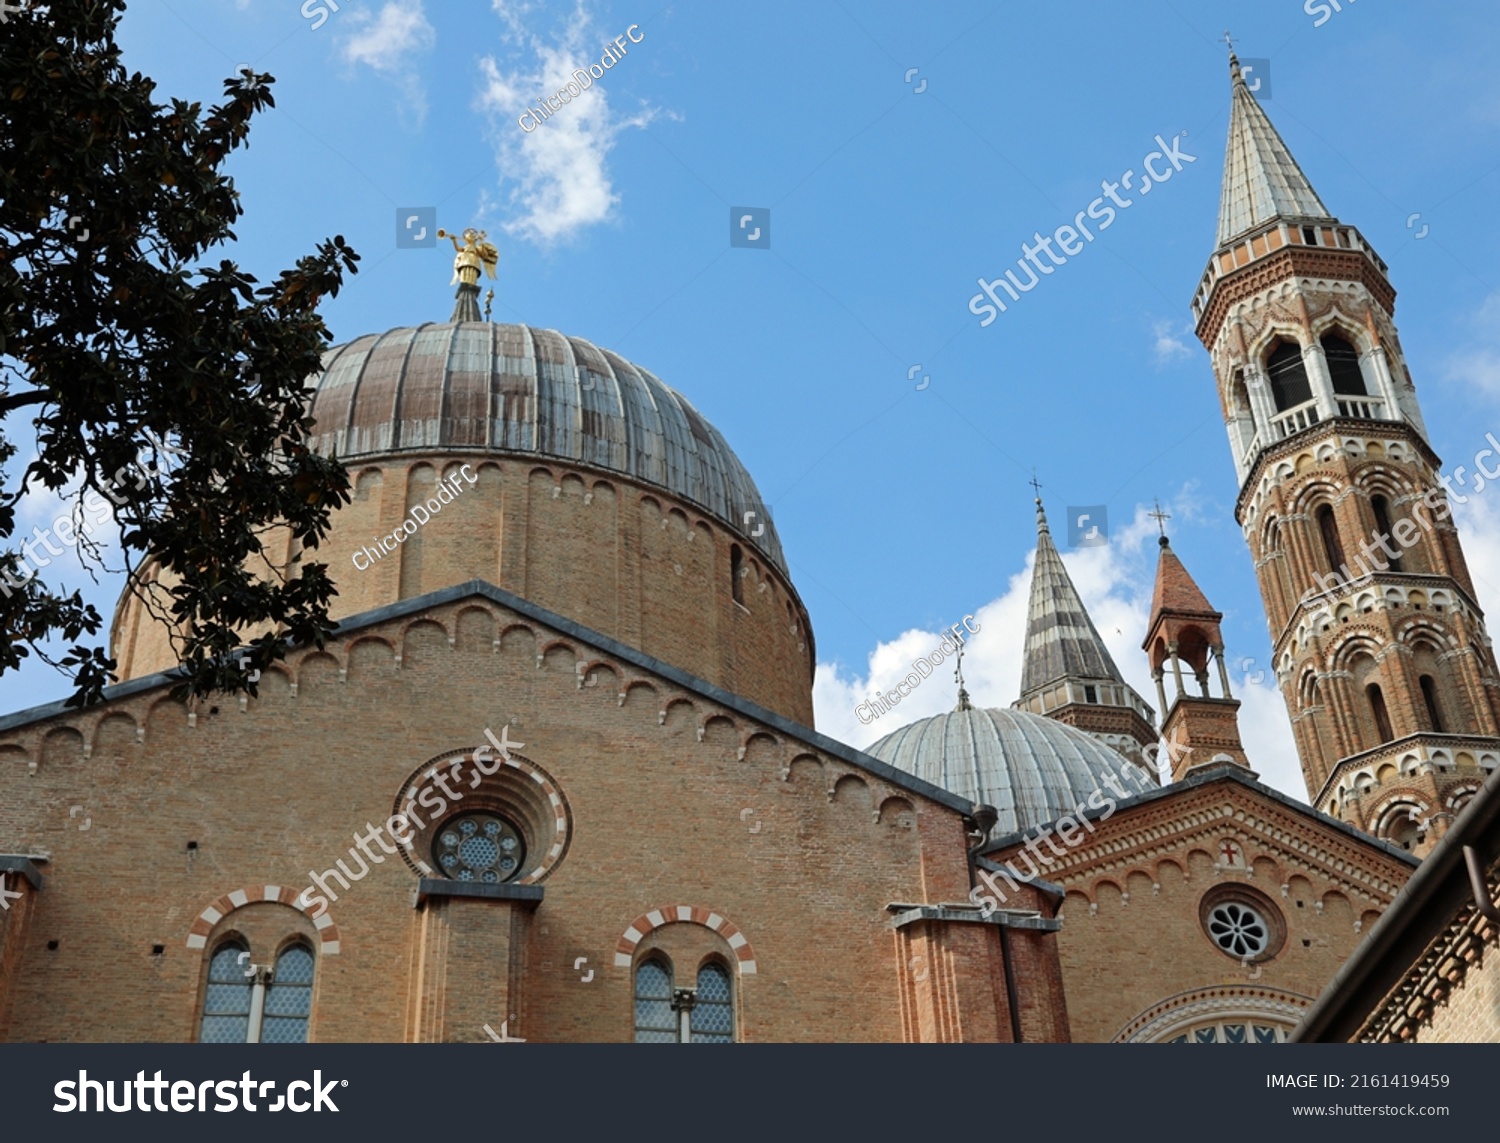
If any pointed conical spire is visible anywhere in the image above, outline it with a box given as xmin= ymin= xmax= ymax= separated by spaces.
xmin=1217 ymin=52 xmax=1335 ymax=246
xmin=1020 ymin=498 xmax=1128 ymax=695
xmin=1016 ymin=497 xmax=1158 ymax=767
xmin=1149 ymin=533 xmax=1219 ymax=624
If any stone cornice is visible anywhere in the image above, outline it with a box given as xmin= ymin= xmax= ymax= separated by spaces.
xmin=1235 ymin=419 xmax=1443 ymax=526
xmin=1313 ymin=733 xmax=1500 ymax=809
xmin=986 ymin=770 xmax=1413 ymax=906
xmin=1196 ymin=243 xmax=1395 ymax=347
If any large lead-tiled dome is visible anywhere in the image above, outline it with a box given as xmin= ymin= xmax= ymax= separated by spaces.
xmin=307 ymin=322 xmax=786 ymax=572
xmin=866 ymin=707 xmax=1134 ymax=836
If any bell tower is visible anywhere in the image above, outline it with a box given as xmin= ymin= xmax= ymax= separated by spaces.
xmin=1142 ymin=528 xmax=1252 ymax=781
xmin=1194 ymin=53 xmax=1500 ymax=854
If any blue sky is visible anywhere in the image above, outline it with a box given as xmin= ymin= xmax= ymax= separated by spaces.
xmin=7 ymin=0 xmax=1500 ymax=803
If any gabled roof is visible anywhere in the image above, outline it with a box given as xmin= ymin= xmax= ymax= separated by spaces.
xmin=981 ymin=763 xmax=1418 ymax=871
xmin=1020 ymin=500 xmax=1128 ymax=695
xmin=1217 ymin=53 xmax=1336 ymax=246
xmin=0 ymin=580 xmax=976 ymax=819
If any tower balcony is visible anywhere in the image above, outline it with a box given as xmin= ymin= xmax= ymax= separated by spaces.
xmin=1264 ymin=396 xmax=1390 ymax=446
xmin=1269 ymin=398 xmax=1320 ymax=442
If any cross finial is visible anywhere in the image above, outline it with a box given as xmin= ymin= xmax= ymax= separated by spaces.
xmin=954 ymin=641 xmax=972 ymax=711
xmin=1222 ymin=30 xmax=1237 ymax=50
xmin=1028 ymin=472 xmax=1043 ymax=499
xmin=1149 ymin=499 xmax=1171 ymax=539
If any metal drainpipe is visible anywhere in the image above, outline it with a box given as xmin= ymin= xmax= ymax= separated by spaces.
xmin=998 ymin=922 xmax=1024 ymax=1043
xmin=1463 ymin=846 xmax=1500 ymax=925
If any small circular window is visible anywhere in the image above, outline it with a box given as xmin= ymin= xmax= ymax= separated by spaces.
xmin=1206 ymin=901 xmax=1269 ymax=958
xmin=434 ymin=813 xmax=525 ymax=883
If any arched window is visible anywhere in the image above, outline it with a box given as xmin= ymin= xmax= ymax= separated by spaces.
xmin=1420 ymin=674 xmax=1445 ymax=733
xmin=262 ymin=943 xmax=315 ymax=1043
xmin=1370 ymin=495 xmax=1401 ymax=572
xmin=634 ymin=957 xmax=677 ymax=1043
xmin=199 ymin=940 xmax=253 ymax=1043
xmin=1387 ymin=812 xmax=1421 ymax=852
xmin=1266 ymin=341 xmax=1312 ymax=412
xmin=633 ymin=955 xmax=736 ymax=1043
xmin=1367 ymin=683 xmax=1395 ymax=743
xmin=730 ymin=544 xmax=744 ymax=606
xmin=692 ymin=962 xmax=735 ymax=1043
xmin=198 ymin=937 xmax=317 ymax=1043
xmin=1317 ymin=505 xmax=1346 ymax=578
xmin=1322 ymin=334 xmax=1366 ymax=395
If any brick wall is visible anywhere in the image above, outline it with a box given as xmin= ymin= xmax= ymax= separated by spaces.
xmin=1418 ymin=951 xmax=1500 ymax=1042
xmin=108 ymin=456 xmax=817 ymax=727
xmin=989 ymin=779 xmax=1410 ymax=1041
xmin=0 ymin=595 xmax=1060 ymax=1042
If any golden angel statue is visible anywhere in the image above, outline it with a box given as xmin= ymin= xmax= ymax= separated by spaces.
xmin=437 ymin=227 xmax=499 ymax=287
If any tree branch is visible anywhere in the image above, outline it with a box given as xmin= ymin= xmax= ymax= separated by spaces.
xmin=0 ymin=389 xmax=50 ymax=415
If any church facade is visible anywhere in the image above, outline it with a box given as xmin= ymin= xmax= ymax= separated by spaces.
xmin=0 ymin=56 xmax=1496 ymax=1043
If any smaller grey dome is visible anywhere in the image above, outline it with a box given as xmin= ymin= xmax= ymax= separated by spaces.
xmin=866 ymin=707 xmax=1137 ymax=836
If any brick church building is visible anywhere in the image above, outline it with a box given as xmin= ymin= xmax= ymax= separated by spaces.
xmin=1 ymin=55 xmax=1496 ymax=1043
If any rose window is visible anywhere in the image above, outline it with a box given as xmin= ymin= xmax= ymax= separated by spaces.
xmin=1206 ymin=901 xmax=1269 ymax=958
xmin=434 ymin=813 xmax=525 ymax=883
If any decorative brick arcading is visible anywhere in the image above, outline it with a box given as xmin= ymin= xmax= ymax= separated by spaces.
xmin=614 ymin=905 xmax=757 ymax=973
xmin=184 ymin=885 xmax=341 ymax=955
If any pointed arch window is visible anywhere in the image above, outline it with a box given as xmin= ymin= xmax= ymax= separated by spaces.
xmin=730 ymin=544 xmax=745 ymax=606
xmin=199 ymin=940 xmax=253 ymax=1043
xmin=1420 ymin=675 xmax=1446 ymax=733
xmin=1317 ymin=505 xmax=1346 ymax=578
xmin=1367 ymin=683 xmax=1395 ymax=744
xmin=1266 ymin=341 xmax=1312 ymax=412
xmin=1370 ymin=495 xmax=1401 ymax=572
xmin=1322 ymin=334 xmax=1366 ymax=395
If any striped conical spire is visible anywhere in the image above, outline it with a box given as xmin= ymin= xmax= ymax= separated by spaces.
xmin=1216 ymin=52 xmax=1335 ymax=246
xmin=1019 ymin=499 xmax=1128 ymax=696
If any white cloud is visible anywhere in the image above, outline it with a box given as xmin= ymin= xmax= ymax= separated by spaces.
xmin=1151 ymin=318 xmax=1193 ymax=365
xmin=1441 ymin=292 xmax=1500 ymax=616
xmin=1449 ymin=488 xmax=1500 ymax=627
xmin=815 ymin=494 xmax=1317 ymax=804
xmin=476 ymin=3 xmax=659 ymax=245
xmin=1444 ymin=291 xmax=1500 ymax=396
xmin=339 ymin=2 xmax=438 ymax=122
